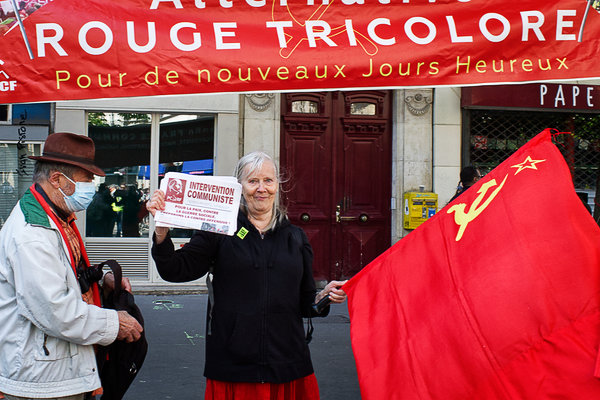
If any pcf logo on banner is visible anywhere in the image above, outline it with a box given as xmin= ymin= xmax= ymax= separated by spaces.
xmin=0 ymin=60 xmax=17 ymax=92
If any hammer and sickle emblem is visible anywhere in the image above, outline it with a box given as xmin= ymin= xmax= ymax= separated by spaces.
xmin=447 ymin=174 xmax=508 ymax=241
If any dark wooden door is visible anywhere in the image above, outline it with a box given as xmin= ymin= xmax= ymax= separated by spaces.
xmin=281 ymin=91 xmax=392 ymax=281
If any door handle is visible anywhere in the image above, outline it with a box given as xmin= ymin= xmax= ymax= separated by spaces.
xmin=336 ymin=205 xmax=365 ymax=223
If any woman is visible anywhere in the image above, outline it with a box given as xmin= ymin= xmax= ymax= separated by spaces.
xmin=146 ymin=151 xmax=347 ymax=400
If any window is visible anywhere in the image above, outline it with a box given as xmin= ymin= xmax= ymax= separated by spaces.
xmin=158 ymin=114 xmax=215 ymax=238
xmin=0 ymin=142 xmax=42 ymax=228
xmin=86 ymin=112 xmax=215 ymax=238
xmin=291 ymin=100 xmax=318 ymax=114
xmin=0 ymin=105 xmax=10 ymax=124
xmin=350 ymin=102 xmax=376 ymax=116
xmin=87 ymin=112 xmax=151 ymax=238
xmin=466 ymin=109 xmax=600 ymax=213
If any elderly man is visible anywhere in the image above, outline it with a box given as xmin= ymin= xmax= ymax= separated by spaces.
xmin=0 ymin=132 xmax=143 ymax=400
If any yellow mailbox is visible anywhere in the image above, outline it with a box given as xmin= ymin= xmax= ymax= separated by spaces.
xmin=403 ymin=191 xmax=438 ymax=230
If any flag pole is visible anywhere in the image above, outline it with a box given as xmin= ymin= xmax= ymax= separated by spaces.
xmin=578 ymin=0 xmax=593 ymax=42
xmin=9 ymin=0 xmax=34 ymax=59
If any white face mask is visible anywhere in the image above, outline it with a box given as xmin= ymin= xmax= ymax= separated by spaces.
xmin=59 ymin=173 xmax=96 ymax=213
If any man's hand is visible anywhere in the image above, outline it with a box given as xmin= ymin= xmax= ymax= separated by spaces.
xmin=103 ymin=272 xmax=132 ymax=293
xmin=117 ymin=311 xmax=143 ymax=342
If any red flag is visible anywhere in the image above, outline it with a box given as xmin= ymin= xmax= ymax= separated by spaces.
xmin=344 ymin=129 xmax=600 ymax=399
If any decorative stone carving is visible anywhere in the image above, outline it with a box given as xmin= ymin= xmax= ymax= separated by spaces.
xmin=405 ymin=93 xmax=432 ymax=116
xmin=246 ymin=93 xmax=275 ymax=112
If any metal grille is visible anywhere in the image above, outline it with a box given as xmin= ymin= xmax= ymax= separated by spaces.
xmin=466 ymin=109 xmax=600 ymax=213
xmin=85 ymin=240 xmax=150 ymax=279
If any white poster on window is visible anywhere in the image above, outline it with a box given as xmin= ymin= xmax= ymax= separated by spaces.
xmin=154 ymin=172 xmax=242 ymax=236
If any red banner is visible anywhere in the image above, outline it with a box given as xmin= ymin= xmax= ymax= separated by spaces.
xmin=344 ymin=129 xmax=600 ymax=399
xmin=1 ymin=0 xmax=600 ymax=103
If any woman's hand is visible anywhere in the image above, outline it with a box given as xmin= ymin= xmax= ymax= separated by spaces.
xmin=146 ymin=189 xmax=169 ymax=243
xmin=316 ymin=280 xmax=348 ymax=304
xmin=146 ymin=189 xmax=166 ymax=217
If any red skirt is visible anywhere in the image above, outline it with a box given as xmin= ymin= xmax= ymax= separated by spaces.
xmin=205 ymin=373 xmax=320 ymax=400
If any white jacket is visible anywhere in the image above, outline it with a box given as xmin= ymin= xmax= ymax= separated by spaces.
xmin=0 ymin=189 xmax=119 ymax=398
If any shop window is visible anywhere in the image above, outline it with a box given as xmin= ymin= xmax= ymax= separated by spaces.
xmin=86 ymin=112 xmax=215 ymax=238
xmin=87 ymin=112 xmax=152 ymax=238
xmin=0 ymin=142 xmax=41 ymax=228
xmin=158 ymin=114 xmax=215 ymax=238
xmin=11 ymin=103 xmax=51 ymax=125
xmin=0 ymin=105 xmax=10 ymax=123
xmin=466 ymin=109 xmax=600 ymax=213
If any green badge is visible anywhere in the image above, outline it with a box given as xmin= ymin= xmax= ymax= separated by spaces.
xmin=237 ymin=227 xmax=249 ymax=239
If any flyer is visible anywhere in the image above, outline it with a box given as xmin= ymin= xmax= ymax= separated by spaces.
xmin=154 ymin=172 xmax=242 ymax=236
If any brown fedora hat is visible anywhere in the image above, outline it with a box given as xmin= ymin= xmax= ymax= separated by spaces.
xmin=29 ymin=132 xmax=105 ymax=176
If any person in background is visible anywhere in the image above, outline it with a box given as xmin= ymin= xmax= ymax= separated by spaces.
xmin=121 ymin=185 xmax=143 ymax=237
xmin=86 ymin=183 xmax=117 ymax=237
xmin=576 ymin=192 xmax=593 ymax=214
xmin=146 ymin=151 xmax=347 ymax=400
xmin=449 ymin=165 xmax=482 ymax=203
xmin=110 ymin=185 xmax=124 ymax=237
xmin=0 ymin=132 xmax=143 ymax=400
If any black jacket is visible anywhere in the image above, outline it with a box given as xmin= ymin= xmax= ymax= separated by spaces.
xmin=151 ymin=212 xmax=327 ymax=383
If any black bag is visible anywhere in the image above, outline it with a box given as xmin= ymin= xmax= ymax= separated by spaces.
xmin=95 ymin=260 xmax=148 ymax=400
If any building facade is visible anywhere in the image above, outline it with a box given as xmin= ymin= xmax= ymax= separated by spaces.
xmin=2 ymin=81 xmax=597 ymax=290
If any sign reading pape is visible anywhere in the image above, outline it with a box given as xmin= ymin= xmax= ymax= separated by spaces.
xmin=1 ymin=0 xmax=600 ymax=103
xmin=154 ymin=172 xmax=242 ymax=236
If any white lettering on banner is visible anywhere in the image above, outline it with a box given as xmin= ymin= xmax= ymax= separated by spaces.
xmin=539 ymin=84 xmax=596 ymax=108
xmin=150 ymin=0 xmax=182 ymax=8
xmin=171 ymin=22 xmax=202 ymax=51
xmin=127 ymin=21 xmax=157 ymax=53
xmin=33 ymin=9 xmax=578 ymax=56
xmin=479 ymin=13 xmax=511 ymax=43
xmin=0 ymin=81 xmax=17 ymax=91
xmin=274 ymin=11 xmax=576 ymax=48
xmin=521 ymin=11 xmax=545 ymax=41
xmin=149 ymin=0 xmax=471 ymax=9
xmin=368 ymin=18 xmax=395 ymax=46
xmin=556 ymin=10 xmax=577 ymax=41
xmin=214 ymin=23 xmax=240 ymax=50
xmin=265 ymin=21 xmax=293 ymax=47
xmin=79 ymin=22 xmax=114 ymax=55
xmin=446 ymin=16 xmax=473 ymax=43
xmin=306 ymin=20 xmax=338 ymax=47
xmin=405 ymin=17 xmax=437 ymax=45
xmin=36 ymin=23 xmax=67 ymax=57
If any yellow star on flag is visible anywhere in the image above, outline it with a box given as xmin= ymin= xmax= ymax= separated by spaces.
xmin=510 ymin=156 xmax=546 ymax=175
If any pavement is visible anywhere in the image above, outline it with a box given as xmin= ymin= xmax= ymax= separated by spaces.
xmin=125 ymin=294 xmax=361 ymax=400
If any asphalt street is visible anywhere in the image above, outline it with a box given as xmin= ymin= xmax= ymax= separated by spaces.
xmin=125 ymin=294 xmax=361 ymax=400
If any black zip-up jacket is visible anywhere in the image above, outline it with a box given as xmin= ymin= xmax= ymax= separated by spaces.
xmin=151 ymin=212 xmax=328 ymax=383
